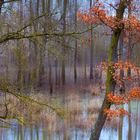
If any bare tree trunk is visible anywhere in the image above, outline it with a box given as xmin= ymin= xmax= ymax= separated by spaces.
xmin=118 ymin=32 xmax=125 ymax=94
xmin=0 ymin=0 xmax=4 ymax=14
xmin=38 ymin=0 xmax=46 ymax=87
xmin=55 ymin=59 xmax=58 ymax=85
xmin=134 ymin=101 xmax=139 ymax=140
xmin=29 ymin=0 xmax=40 ymax=88
xmin=127 ymin=0 xmax=132 ymax=77
xmin=84 ymin=47 xmax=87 ymax=83
xmin=118 ymin=32 xmax=124 ymax=60
xmin=74 ymin=0 xmax=78 ymax=83
xmin=127 ymin=4 xmax=132 ymax=139
xmin=128 ymin=102 xmax=132 ymax=140
xmin=17 ymin=0 xmax=25 ymax=92
xmin=48 ymin=54 xmax=53 ymax=94
xmin=61 ymin=0 xmax=67 ymax=85
xmin=46 ymin=0 xmax=53 ymax=94
xmin=89 ymin=0 xmax=94 ymax=80
xmin=118 ymin=113 xmax=123 ymax=140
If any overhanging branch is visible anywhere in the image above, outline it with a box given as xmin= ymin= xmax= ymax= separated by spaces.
xmin=0 ymin=25 xmax=98 ymax=43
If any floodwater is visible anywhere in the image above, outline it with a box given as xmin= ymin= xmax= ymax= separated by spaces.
xmin=0 ymin=93 xmax=139 ymax=140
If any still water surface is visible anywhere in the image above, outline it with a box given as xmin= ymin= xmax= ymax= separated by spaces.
xmin=0 ymin=94 xmax=139 ymax=140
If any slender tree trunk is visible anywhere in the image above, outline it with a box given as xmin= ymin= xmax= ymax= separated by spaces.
xmin=28 ymin=0 xmax=34 ymax=91
xmin=5 ymin=26 xmax=10 ymax=82
xmin=134 ymin=101 xmax=139 ymax=140
xmin=74 ymin=0 xmax=78 ymax=83
xmin=90 ymin=1 xmax=127 ymax=139
xmin=84 ymin=47 xmax=87 ymax=83
xmin=30 ymin=0 xmax=40 ymax=88
xmin=61 ymin=0 xmax=67 ymax=85
xmin=118 ymin=32 xmax=124 ymax=61
xmin=118 ymin=32 xmax=125 ymax=140
xmin=127 ymin=5 xmax=132 ymax=139
xmin=118 ymin=104 xmax=123 ymax=140
xmin=38 ymin=0 xmax=46 ymax=86
xmin=0 ymin=0 xmax=4 ymax=14
xmin=128 ymin=102 xmax=132 ymax=140
xmin=17 ymin=0 xmax=24 ymax=92
xmin=46 ymin=0 xmax=53 ymax=94
xmin=28 ymin=40 xmax=33 ymax=90
xmin=48 ymin=56 xmax=53 ymax=94
xmin=119 ymin=32 xmax=125 ymax=94
xmin=55 ymin=59 xmax=58 ymax=85
xmin=127 ymin=0 xmax=132 ymax=77
xmin=89 ymin=0 xmax=94 ymax=80
xmin=5 ymin=47 xmax=9 ymax=82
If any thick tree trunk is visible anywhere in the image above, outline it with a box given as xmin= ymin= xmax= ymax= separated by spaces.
xmin=90 ymin=33 xmax=120 ymax=140
xmin=90 ymin=1 xmax=127 ymax=139
xmin=90 ymin=95 xmax=111 ymax=140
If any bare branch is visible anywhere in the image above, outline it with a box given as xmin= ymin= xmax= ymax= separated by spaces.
xmin=0 ymin=25 xmax=98 ymax=43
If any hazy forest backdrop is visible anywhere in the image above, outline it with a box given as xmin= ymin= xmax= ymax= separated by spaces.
xmin=0 ymin=0 xmax=140 ymax=140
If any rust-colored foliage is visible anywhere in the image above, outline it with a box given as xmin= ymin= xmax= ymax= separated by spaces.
xmin=128 ymin=87 xmax=140 ymax=100
xmin=101 ymin=60 xmax=140 ymax=118
xmin=98 ymin=60 xmax=139 ymax=84
xmin=104 ymin=108 xmax=129 ymax=118
xmin=78 ymin=0 xmax=140 ymax=119
xmin=107 ymin=93 xmax=128 ymax=105
xmin=78 ymin=1 xmax=140 ymax=31
xmin=105 ymin=87 xmax=140 ymax=118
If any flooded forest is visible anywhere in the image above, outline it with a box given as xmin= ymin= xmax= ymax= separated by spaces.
xmin=0 ymin=0 xmax=140 ymax=140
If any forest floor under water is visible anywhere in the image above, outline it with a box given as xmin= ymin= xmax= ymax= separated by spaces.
xmin=0 ymin=83 xmax=139 ymax=140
